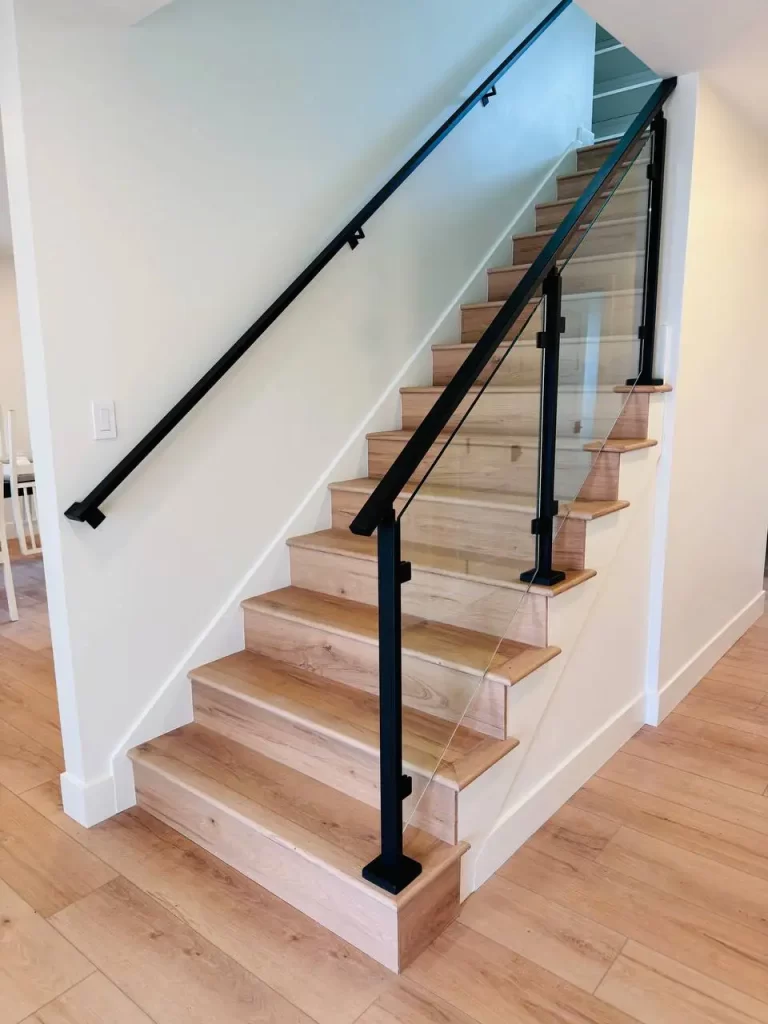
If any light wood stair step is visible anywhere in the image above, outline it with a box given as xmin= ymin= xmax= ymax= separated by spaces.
xmin=189 ymin=649 xmax=518 ymax=843
xmin=535 ymin=186 xmax=647 ymax=231
xmin=288 ymin=527 xmax=595 ymax=644
xmin=576 ymin=137 xmax=649 ymax=172
xmin=242 ymin=586 xmax=561 ymax=737
xmin=329 ymin=476 xmax=628 ymax=572
xmin=512 ymin=215 xmax=646 ymax=264
xmin=432 ymin=334 xmax=638 ymax=387
xmin=557 ymin=159 xmax=649 ymax=200
xmin=367 ymin=428 xmax=604 ymax=499
xmin=398 ymin=382 xmax=650 ymax=440
xmin=488 ymin=250 xmax=643 ymax=302
xmin=365 ymin=429 xmax=654 ymax=503
xmin=461 ymin=288 xmax=641 ymax=343
xmin=130 ymin=723 xmax=466 ymax=972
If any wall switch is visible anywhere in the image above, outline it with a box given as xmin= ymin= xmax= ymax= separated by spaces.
xmin=91 ymin=400 xmax=117 ymax=440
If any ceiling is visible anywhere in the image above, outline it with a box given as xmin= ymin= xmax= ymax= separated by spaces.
xmin=579 ymin=0 xmax=768 ymax=132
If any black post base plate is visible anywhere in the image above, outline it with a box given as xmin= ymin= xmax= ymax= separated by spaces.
xmin=627 ymin=377 xmax=665 ymax=387
xmin=362 ymin=854 xmax=422 ymax=895
xmin=520 ymin=566 xmax=567 ymax=587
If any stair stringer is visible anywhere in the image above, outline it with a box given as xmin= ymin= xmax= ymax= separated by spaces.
xmin=455 ymin=393 xmax=667 ymax=895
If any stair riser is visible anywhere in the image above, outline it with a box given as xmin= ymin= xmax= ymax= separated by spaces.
xmin=330 ymin=486 xmax=587 ymax=571
xmin=535 ymin=188 xmax=646 ymax=231
xmin=133 ymin=759 xmax=460 ymax=972
xmin=288 ymin=542 xmax=548 ymax=645
xmin=192 ymin=679 xmax=458 ymax=844
xmin=433 ymin=337 xmax=639 ymax=387
xmin=400 ymin=387 xmax=641 ymax=438
xmin=461 ymin=289 xmax=640 ymax=343
xmin=557 ymin=160 xmax=648 ymax=200
xmin=488 ymin=252 xmax=643 ymax=302
xmin=243 ymin=606 xmax=509 ymax=738
xmin=368 ymin=435 xmax=596 ymax=500
xmin=513 ymin=217 xmax=646 ymax=265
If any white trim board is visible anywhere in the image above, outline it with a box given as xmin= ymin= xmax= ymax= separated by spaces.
xmin=469 ymin=691 xmax=645 ymax=892
xmin=650 ymin=590 xmax=765 ymax=725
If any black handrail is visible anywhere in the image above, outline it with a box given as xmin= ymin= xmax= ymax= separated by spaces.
xmin=349 ymin=76 xmax=677 ymax=538
xmin=64 ymin=0 xmax=574 ymax=530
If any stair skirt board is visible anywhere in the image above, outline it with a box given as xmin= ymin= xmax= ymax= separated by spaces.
xmin=128 ymin=137 xmax=671 ymax=970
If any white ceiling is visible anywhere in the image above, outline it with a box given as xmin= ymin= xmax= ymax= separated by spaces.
xmin=579 ymin=0 xmax=768 ymax=132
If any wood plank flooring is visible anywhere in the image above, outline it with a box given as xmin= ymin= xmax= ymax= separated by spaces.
xmin=1 ymin=549 xmax=768 ymax=1022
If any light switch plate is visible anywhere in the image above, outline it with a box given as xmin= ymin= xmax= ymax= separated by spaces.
xmin=91 ymin=400 xmax=117 ymax=440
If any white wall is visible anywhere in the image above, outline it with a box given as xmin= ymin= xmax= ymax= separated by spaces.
xmin=0 ymin=256 xmax=30 ymax=535
xmin=1 ymin=0 xmax=595 ymax=821
xmin=651 ymin=76 xmax=768 ymax=713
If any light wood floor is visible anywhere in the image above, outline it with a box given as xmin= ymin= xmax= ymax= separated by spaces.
xmin=2 ymin=551 xmax=768 ymax=1023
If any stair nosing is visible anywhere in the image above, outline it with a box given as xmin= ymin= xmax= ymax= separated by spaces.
xmin=462 ymin=286 xmax=641 ymax=311
xmin=432 ymin=334 xmax=636 ymax=352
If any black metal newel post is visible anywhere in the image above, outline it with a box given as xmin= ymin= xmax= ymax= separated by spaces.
xmin=521 ymin=268 xmax=567 ymax=588
xmin=631 ymin=111 xmax=668 ymax=386
xmin=362 ymin=507 xmax=422 ymax=895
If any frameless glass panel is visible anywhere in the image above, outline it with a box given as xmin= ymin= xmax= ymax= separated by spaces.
xmin=393 ymin=135 xmax=656 ymax=842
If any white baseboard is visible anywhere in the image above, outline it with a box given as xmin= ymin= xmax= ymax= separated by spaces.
xmin=651 ymin=590 xmax=766 ymax=724
xmin=60 ymin=770 xmax=118 ymax=827
xmin=469 ymin=692 xmax=644 ymax=892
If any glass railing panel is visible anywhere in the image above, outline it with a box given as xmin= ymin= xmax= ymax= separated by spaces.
xmin=389 ymin=301 xmax=551 ymax=840
xmin=552 ymin=136 xmax=651 ymax=535
xmin=397 ymin=134 xmax=656 ymax=847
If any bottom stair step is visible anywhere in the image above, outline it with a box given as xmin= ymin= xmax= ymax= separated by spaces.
xmin=130 ymin=723 xmax=467 ymax=973
xmin=190 ymin=650 xmax=520 ymax=843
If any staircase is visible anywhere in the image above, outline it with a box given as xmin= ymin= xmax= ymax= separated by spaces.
xmin=128 ymin=138 xmax=669 ymax=972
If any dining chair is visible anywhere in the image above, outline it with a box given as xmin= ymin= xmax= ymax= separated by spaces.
xmin=5 ymin=409 xmax=41 ymax=556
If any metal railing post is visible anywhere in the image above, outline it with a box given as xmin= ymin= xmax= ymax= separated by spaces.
xmin=362 ymin=507 xmax=422 ymax=894
xmin=631 ymin=111 xmax=668 ymax=386
xmin=521 ymin=268 xmax=567 ymax=588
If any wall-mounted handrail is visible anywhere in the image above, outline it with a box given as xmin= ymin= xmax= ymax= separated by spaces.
xmin=349 ymin=76 xmax=677 ymax=538
xmin=64 ymin=0 xmax=574 ymax=529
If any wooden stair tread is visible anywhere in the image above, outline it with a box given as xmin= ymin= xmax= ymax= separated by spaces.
xmin=329 ymin=477 xmax=629 ymax=521
xmin=242 ymin=586 xmax=560 ymax=685
xmin=462 ymin=287 xmax=641 ymax=312
xmin=190 ymin=650 xmax=517 ymax=790
xmin=583 ymin=437 xmax=657 ymax=453
xmin=130 ymin=724 xmax=465 ymax=907
xmin=487 ymin=250 xmax=643 ymax=278
xmin=513 ymin=214 xmax=645 ymax=244
xmin=557 ymin=162 xmax=648 ymax=185
xmin=536 ymin=187 xmax=646 ymax=212
xmin=432 ymin=334 xmax=636 ymax=353
xmin=367 ymin=428 xmax=606 ymax=451
xmin=399 ymin=383 xmax=630 ymax=395
xmin=288 ymin=528 xmax=596 ymax=596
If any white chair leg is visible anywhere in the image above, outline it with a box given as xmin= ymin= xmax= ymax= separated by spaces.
xmin=2 ymin=557 xmax=18 ymax=621
xmin=0 ymin=501 xmax=18 ymax=622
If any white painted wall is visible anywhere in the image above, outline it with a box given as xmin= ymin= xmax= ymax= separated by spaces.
xmin=0 ymin=256 xmax=29 ymax=535
xmin=1 ymin=0 xmax=595 ymax=821
xmin=651 ymin=75 xmax=768 ymax=714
